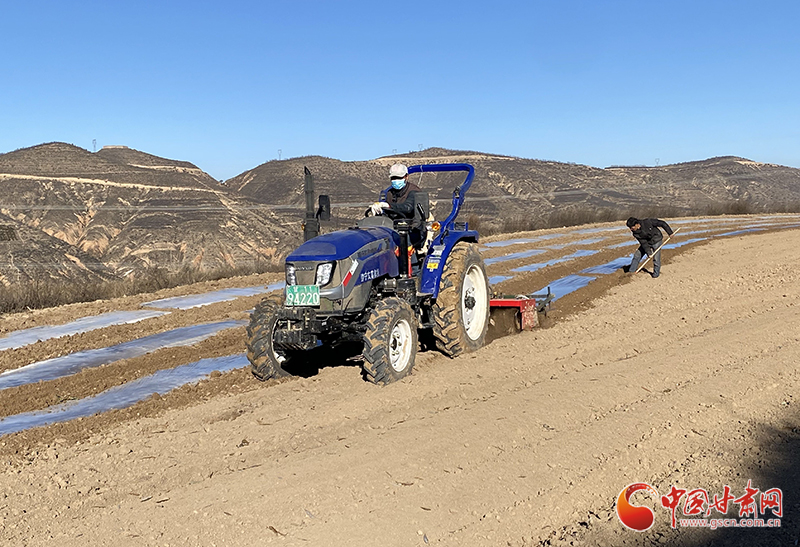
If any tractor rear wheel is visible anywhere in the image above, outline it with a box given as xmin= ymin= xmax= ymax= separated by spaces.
xmin=362 ymin=298 xmax=417 ymax=385
xmin=246 ymin=294 xmax=298 ymax=381
xmin=432 ymin=242 xmax=490 ymax=357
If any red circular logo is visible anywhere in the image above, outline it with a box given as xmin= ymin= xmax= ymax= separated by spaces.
xmin=616 ymin=483 xmax=659 ymax=531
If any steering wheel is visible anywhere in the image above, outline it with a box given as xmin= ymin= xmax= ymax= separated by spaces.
xmin=382 ymin=208 xmax=406 ymax=220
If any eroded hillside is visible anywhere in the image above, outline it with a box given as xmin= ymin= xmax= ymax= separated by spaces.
xmin=0 ymin=143 xmax=295 ymax=277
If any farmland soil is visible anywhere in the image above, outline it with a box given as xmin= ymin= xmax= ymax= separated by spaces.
xmin=0 ymin=228 xmax=799 ymax=546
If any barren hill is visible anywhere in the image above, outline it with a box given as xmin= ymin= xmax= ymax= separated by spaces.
xmin=227 ymin=155 xmax=387 ymax=206
xmin=227 ymin=150 xmax=800 ymax=232
xmin=95 ymin=146 xmax=197 ymax=169
xmin=2 ymin=142 xmax=800 ymax=288
xmin=0 ymin=142 xmax=132 ymax=178
xmin=0 ymin=212 xmax=115 ymax=285
xmin=0 ymin=142 xmax=219 ymax=190
xmin=0 ymin=143 xmax=294 ymax=277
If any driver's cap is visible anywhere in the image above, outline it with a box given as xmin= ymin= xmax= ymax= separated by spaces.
xmin=389 ymin=163 xmax=408 ymax=179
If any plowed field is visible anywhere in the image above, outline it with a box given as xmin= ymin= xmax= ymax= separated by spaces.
xmin=1 ymin=215 xmax=798 ymax=546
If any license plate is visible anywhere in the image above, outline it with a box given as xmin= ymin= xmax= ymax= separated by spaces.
xmin=285 ymin=285 xmax=320 ymax=307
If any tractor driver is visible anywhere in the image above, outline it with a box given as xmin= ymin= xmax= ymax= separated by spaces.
xmin=368 ymin=163 xmax=422 ymax=218
xmin=369 ymin=164 xmax=427 ymax=265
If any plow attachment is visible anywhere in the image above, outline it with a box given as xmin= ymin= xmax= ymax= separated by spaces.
xmin=488 ymin=289 xmax=554 ymax=338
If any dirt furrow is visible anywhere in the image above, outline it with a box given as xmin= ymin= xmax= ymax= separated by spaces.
xmin=0 ymin=227 xmax=797 ymax=546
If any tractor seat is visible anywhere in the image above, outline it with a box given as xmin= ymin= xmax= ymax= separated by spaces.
xmin=410 ymin=191 xmax=429 ymax=231
xmin=406 ymin=191 xmax=429 ymax=252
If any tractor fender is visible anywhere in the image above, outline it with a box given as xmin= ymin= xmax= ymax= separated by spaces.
xmin=419 ymin=230 xmax=479 ymax=298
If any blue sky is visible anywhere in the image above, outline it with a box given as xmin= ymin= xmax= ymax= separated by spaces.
xmin=1 ymin=0 xmax=798 ymax=179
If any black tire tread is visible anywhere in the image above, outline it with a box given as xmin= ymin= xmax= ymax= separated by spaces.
xmin=432 ymin=242 xmax=490 ymax=357
xmin=362 ymin=298 xmax=417 ymax=385
xmin=246 ymin=294 xmax=291 ymax=381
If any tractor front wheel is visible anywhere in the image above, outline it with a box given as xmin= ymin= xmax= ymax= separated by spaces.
xmin=246 ymin=294 xmax=298 ymax=381
xmin=362 ymin=298 xmax=418 ymax=385
xmin=432 ymin=242 xmax=490 ymax=357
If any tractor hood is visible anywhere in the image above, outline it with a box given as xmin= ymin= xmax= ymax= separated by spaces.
xmin=286 ymin=227 xmax=397 ymax=262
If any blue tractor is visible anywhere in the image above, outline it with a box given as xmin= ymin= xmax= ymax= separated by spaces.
xmin=246 ymin=163 xmax=490 ymax=384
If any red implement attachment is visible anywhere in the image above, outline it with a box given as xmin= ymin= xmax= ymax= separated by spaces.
xmin=490 ymin=297 xmax=539 ymax=330
xmin=489 ymin=289 xmax=553 ymax=331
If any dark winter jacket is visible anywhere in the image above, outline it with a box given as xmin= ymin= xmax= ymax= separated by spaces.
xmin=631 ymin=218 xmax=674 ymax=252
xmin=386 ymin=182 xmax=422 ymax=218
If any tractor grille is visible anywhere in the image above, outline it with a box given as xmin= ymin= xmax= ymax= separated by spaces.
xmin=290 ymin=262 xmax=317 ymax=286
xmin=287 ymin=258 xmax=351 ymax=288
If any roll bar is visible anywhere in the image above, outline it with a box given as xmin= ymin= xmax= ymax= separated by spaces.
xmin=406 ymin=163 xmax=475 ymax=242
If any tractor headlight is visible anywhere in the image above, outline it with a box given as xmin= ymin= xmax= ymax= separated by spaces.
xmin=315 ymin=262 xmax=334 ymax=286
xmin=285 ymin=264 xmax=297 ymax=286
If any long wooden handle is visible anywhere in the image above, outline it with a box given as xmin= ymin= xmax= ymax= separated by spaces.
xmin=634 ymin=227 xmax=681 ymax=273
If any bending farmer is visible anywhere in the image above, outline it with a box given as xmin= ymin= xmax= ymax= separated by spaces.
xmin=626 ymin=217 xmax=674 ymax=278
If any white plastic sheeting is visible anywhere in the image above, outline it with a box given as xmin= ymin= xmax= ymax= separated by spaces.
xmin=482 ymin=234 xmax=563 ymax=249
xmin=719 ymin=228 xmax=766 ymax=237
xmin=511 ymin=249 xmax=599 ymax=273
xmin=580 ymin=256 xmax=632 ymax=275
xmin=0 ymin=320 xmax=246 ymax=391
xmin=573 ymin=226 xmax=626 ymax=234
xmin=142 ymin=282 xmax=286 ymax=310
xmin=662 ymin=237 xmax=708 ymax=250
xmin=537 ymin=274 xmax=597 ymax=300
xmin=607 ymin=241 xmax=638 ymax=249
xmin=0 ymin=354 xmax=249 ymax=437
xmin=484 ymin=249 xmax=545 ymax=266
xmin=0 ymin=310 xmax=170 ymax=352
xmin=545 ymin=237 xmax=606 ymax=250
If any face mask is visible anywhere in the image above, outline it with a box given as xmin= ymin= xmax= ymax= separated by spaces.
xmin=391 ymin=178 xmax=406 ymax=190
